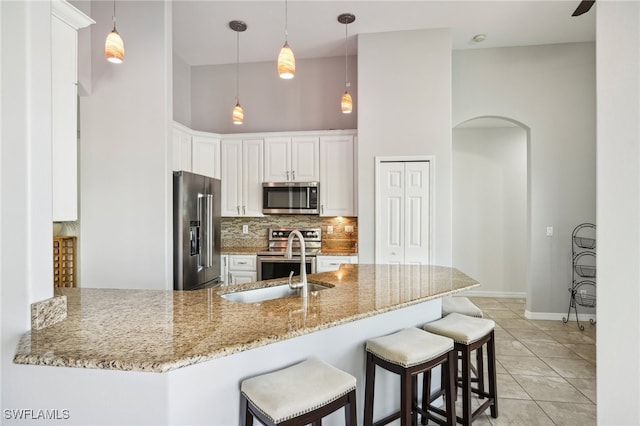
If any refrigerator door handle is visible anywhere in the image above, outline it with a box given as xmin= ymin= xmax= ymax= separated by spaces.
xmin=206 ymin=194 xmax=214 ymax=268
xmin=197 ymin=194 xmax=205 ymax=270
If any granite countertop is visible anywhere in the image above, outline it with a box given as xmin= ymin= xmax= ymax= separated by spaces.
xmin=14 ymin=264 xmax=478 ymax=373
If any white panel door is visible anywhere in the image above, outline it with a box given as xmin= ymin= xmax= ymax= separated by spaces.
xmin=404 ymin=162 xmax=430 ymax=264
xmin=377 ymin=161 xmax=430 ymax=265
xmin=291 ymin=136 xmax=319 ymax=181
xmin=378 ymin=162 xmax=405 ymax=265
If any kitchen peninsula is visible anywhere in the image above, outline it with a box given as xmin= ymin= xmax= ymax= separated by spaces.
xmin=14 ymin=264 xmax=478 ymax=425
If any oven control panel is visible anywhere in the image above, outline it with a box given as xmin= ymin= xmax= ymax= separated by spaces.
xmin=268 ymin=228 xmax=321 ymax=242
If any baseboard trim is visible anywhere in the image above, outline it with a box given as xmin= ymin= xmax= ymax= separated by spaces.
xmin=525 ymin=310 xmax=597 ymax=322
xmin=459 ymin=291 xmax=597 ymax=322
xmin=459 ymin=290 xmax=527 ymax=299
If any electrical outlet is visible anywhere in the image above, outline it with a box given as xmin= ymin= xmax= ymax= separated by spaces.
xmin=546 ymin=226 xmax=553 ymax=237
xmin=345 ymin=225 xmax=354 ymax=233
xmin=327 ymin=226 xmax=333 ymax=234
xmin=242 ymin=225 xmax=248 ymax=234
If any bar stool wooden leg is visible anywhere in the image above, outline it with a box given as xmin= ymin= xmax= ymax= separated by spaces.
xmin=364 ymin=351 xmax=376 ymax=426
xmin=487 ymin=331 xmax=498 ymax=418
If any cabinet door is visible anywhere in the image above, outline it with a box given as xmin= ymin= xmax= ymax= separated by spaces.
xmin=316 ymin=255 xmax=358 ymax=273
xmin=291 ymin=136 xmax=319 ymax=181
xmin=220 ymin=255 xmax=228 ymax=285
xmin=229 ymin=271 xmax=257 ymax=285
xmin=221 ymin=140 xmax=243 ymax=216
xmin=192 ymin=135 xmax=220 ymax=179
xmin=172 ymin=125 xmax=192 ymax=172
xmin=319 ymin=136 xmax=355 ymax=216
xmin=242 ymin=139 xmax=264 ymax=216
xmin=263 ymin=137 xmax=290 ymax=182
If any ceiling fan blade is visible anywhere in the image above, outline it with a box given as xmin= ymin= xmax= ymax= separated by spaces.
xmin=572 ymin=0 xmax=595 ymax=16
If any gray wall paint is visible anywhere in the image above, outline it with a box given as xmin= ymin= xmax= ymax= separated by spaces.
xmin=190 ymin=55 xmax=357 ymax=133
xmin=80 ymin=1 xmax=172 ymax=289
xmin=358 ymin=28 xmax=453 ymax=265
xmin=453 ymin=126 xmax=527 ymax=296
xmin=173 ymin=54 xmax=192 ymax=127
xmin=453 ymin=43 xmax=596 ymax=315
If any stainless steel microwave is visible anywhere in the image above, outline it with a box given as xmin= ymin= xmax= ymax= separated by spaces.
xmin=262 ymin=182 xmax=319 ymax=214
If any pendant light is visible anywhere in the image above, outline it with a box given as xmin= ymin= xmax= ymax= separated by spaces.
xmin=105 ymin=0 xmax=125 ymax=63
xmin=230 ymin=20 xmax=247 ymax=125
xmin=338 ymin=13 xmax=355 ymax=114
xmin=277 ymin=0 xmax=295 ymax=79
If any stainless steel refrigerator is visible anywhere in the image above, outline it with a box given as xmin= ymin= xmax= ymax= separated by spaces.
xmin=173 ymin=171 xmax=222 ymax=290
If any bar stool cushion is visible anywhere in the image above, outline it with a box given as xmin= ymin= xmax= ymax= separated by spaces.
xmin=366 ymin=327 xmax=454 ymax=368
xmin=424 ymin=312 xmax=495 ymax=345
xmin=241 ymin=358 xmax=356 ymax=424
xmin=442 ymin=296 xmax=483 ymax=318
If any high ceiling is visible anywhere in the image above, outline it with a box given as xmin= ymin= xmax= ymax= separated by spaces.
xmin=172 ymin=1 xmax=595 ymax=67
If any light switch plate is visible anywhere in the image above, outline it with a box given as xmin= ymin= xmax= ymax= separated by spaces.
xmin=242 ymin=225 xmax=248 ymax=234
xmin=546 ymin=226 xmax=553 ymax=237
xmin=345 ymin=225 xmax=354 ymax=233
xmin=327 ymin=226 xmax=333 ymax=234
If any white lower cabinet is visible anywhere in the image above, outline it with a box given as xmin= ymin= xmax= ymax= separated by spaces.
xmin=316 ymin=255 xmax=358 ymax=273
xmin=226 ymin=254 xmax=257 ymax=285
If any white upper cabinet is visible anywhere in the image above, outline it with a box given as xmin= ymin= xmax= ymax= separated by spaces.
xmin=191 ymin=133 xmax=220 ymax=179
xmin=172 ymin=123 xmax=192 ymax=172
xmin=172 ymin=123 xmax=220 ymax=179
xmin=221 ymin=139 xmax=263 ymax=217
xmin=319 ymin=135 xmax=356 ymax=217
xmin=51 ymin=1 xmax=94 ymax=221
xmin=264 ymin=136 xmax=319 ymax=182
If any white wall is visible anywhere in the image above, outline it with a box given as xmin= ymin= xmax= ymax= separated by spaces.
xmin=596 ymin=2 xmax=640 ymax=423
xmin=190 ymin=55 xmax=357 ymax=134
xmin=453 ymin=43 xmax=596 ymax=316
xmin=1 ymin=0 xmax=55 ymax=414
xmin=453 ymin=125 xmax=527 ymax=296
xmin=358 ymin=29 xmax=453 ymax=265
xmin=79 ymin=1 xmax=172 ymax=290
xmin=172 ymin=53 xmax=191 ymax=127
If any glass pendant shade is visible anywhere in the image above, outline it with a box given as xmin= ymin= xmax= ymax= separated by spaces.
xmin=341 ymin=91 xmax=353 ymax=114
xmin=278 ymin=42 xmax=295 ymax=79
xmin=105 ymin=28 xmax=125 ymax=63
xmin=232 ymin=102 xmax=244 ymax=125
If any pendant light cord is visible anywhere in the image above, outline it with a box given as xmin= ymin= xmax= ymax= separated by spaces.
xmin=236 ymin=30 xmax=240 ymax=103
xmin=344 ymin=22 xmax=349 ymax=88
xmin=112 ymin=0 xmax=117 ymax=31
xmin=284 ymin=0 xmax=289 ymax=42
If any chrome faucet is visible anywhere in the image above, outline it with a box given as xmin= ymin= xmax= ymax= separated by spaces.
xmin=285 ymin=230 xmax=308 ymax=299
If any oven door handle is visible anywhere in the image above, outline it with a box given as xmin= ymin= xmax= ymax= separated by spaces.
xmin=258 ymin=257 xmax=314 ymax=263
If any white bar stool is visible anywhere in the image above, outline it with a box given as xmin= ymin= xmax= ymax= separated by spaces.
xmin=363 ymin=327 xmax=456 ymax=426
xmin=240 ymin=358 xmax=357 ymax=426
xmin=424 ymin=313 xmax=498 ymax=426
xmin=442 ymin=296 xmax=483 ymax=318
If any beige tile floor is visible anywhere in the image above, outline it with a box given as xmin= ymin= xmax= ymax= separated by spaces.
xmin=446 ymin=297 xmax=597 ymax=426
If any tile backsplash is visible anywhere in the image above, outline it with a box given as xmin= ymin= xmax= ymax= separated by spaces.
xmin=221 ymin=216 xmax=358 ymax=251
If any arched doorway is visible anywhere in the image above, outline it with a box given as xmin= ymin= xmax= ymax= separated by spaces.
xmin=452 ymin=116 xmax=529 ymax=298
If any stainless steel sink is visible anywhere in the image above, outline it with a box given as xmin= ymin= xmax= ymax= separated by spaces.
xmin=221 ymin=282 xmax=330 ymax=304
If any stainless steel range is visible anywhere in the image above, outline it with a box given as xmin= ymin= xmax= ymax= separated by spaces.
xmin=257 ymin=228 xmax=321 ymax=281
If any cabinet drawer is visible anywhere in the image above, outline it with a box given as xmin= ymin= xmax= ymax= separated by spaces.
xmin=228 ymin=255 xmax=257 ymax=271
xmin=316 ymin=255 xmax=358 ymax=273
